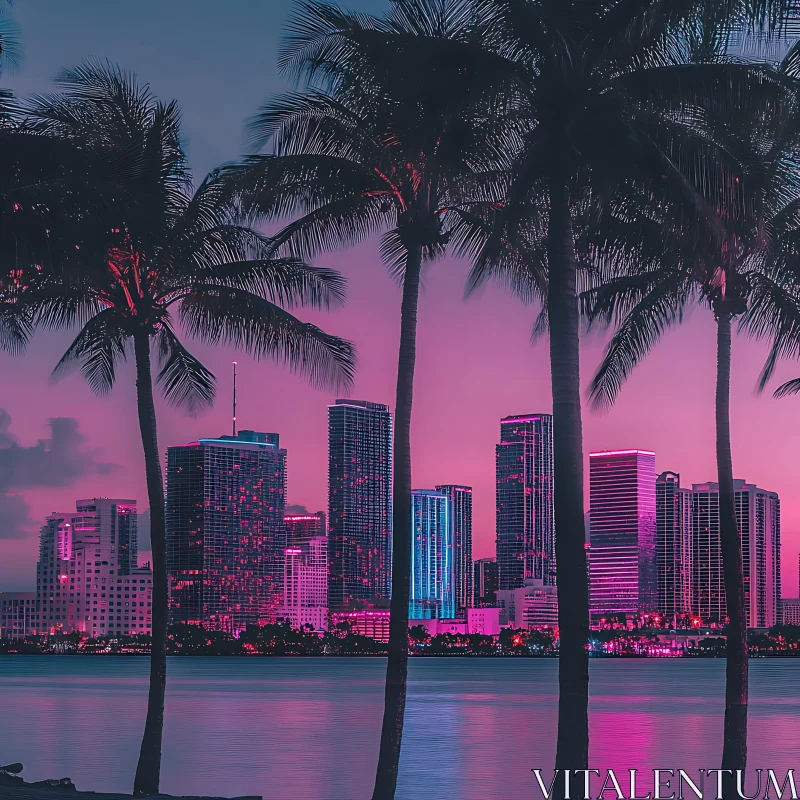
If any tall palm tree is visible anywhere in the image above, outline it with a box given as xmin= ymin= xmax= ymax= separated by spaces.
xmin=225 ymin=2 xmax=513 ymax=796
xmin=17 ymin=62 xmax=356 ymax=797
xmin=464 ymin=0 xmax=794 ymax=779
xmin=581 ymin=48 xmax=798 ymax=779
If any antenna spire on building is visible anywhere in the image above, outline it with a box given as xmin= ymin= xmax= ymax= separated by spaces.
xmin=232 ymin=361 xmax=237 ymax=437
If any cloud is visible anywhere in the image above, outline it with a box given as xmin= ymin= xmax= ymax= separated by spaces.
xmin=0 ymin=494 xmax=33 ymax=539
xmin=0 ymin=410 xmax=119 ymax=539
xmin=285 ymin=503 xmax=310 ymax=515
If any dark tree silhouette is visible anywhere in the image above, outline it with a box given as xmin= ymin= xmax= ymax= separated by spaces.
xmin=11 ymin=61 xmax=355 ymax=797
xmin=582 ymin=44 xmax=799 ymax=778
xmin=464 ymin=0 xmax=795 ymax=780
xmin=225 ymin=3 xmax=513 ymax=796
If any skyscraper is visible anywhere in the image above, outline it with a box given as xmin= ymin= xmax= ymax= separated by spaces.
xmin=656 ymin=472 xmax=692 ymax=623
xmin=36 ymin=498 xmax=153 ymax=636
xmin=280 ymin=536 xmax=328 ymax=632
xmin=285 ymin=513 xmax=326 ymax=548
xmin=435 ymin=485 xmax=473 ymax=613
xmin=166 ymin=430 xmax=287 ymax=632
xmin=328 ymin=400 xmax=392 ymax=609
xmin=589 ymin=450 xmax=657 ymax=619
xmin=495 ymin=414 xmax=555 ymax=591
xmin=474 ymin=557 xmax=498 ymax=606
xmin=410 ymin=490 xmax=454 ymax=619
xmin=690 ymin=480 xmax=781 ymax=628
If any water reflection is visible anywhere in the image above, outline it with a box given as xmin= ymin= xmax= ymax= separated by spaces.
xmin=0 ymin=657 xmax=798 ymax=799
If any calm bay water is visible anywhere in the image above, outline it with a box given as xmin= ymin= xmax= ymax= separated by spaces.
xmin=1 ymin=656 xmax=799 ymax=799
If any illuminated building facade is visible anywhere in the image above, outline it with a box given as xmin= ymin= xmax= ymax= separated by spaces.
xmin=0 ymin=592 xmax=38 ymax=638
xmin=495 ymin=414 xmax=555 ymax=591
xmin=474 ymin=557 xmax=498 ymax=606
xmin=285 ymin=512 xmax=325 ymax=548
xmin=330 ymin=609 xmax=391 ymax=642
xmin=435 ymin=485 xmax=473 ymax=613
xmin=166 ymin=431 xmax=287 ymax=632
xmin=781 ymin=598 xmax=800 ymax=626
xmin=279 ymin=536 xmax=328 ymax=632
xmin=690 ymin=480 xmax=780 ymax=628
xmin=497 ymin=579 xmax=559 ymax=630
xmin=589 ymin=450 xmax=657 ymax=619
xmin=410 ymin=490 xmax=454 ymax=620
xmin=656 ymin=472 xmax=693 ymax=623
xmin=36 ymin=499 xmax=152 ymax=636
xmin=328 ymin=400 xmax=392 ymax=609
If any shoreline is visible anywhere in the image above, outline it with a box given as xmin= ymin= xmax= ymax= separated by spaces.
xmin=0 ymin=652 xmax=796 ymax=658
xmin=3 ymin=789 xmax=260 ymax=800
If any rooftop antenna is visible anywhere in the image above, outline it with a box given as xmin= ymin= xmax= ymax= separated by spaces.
xmin=232 ymin=361 xmax=237 ymax=437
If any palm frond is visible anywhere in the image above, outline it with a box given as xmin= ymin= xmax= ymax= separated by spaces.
xmin=0 ymin=6 xmax=21 ymax=76
xmin=190 ymin=257 xmax=348 ymax=310
xmin=739 ymin=271 xmax=800 ymax=391
xmin=774 ymin=376 xmax=800 ymax=397
xmin=587 ymin=274 xmax=691 ymax=409
xmin=179 ymin=285 xmax=356 ymax=391
xmin=154 ymin=320 xmax=216 ymax=413
xmin=0 ymin=300 xmax=32 ymax=354
xmin=51 ymin=308 xmax=128 ymax=395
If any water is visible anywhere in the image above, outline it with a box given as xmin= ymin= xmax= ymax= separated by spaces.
xmin=1 ymin=656 xmax=799 ymax=799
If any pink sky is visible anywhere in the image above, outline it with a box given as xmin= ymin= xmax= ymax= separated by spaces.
xmin=1 ymin=242 xmax=799 ymax=594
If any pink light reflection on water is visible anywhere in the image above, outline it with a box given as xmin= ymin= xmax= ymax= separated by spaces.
xmin=2 ymin=657 xmax=800 ymax=799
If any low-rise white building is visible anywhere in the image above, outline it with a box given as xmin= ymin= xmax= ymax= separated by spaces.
xmin=279 ymin=536 xmax=328 ymax=632
xmin=781 ymin=598 xmax=800 ymax=626
xmin=497 ymin=579 xmax=558 ymax=630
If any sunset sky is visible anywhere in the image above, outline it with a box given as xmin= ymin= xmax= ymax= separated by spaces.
xmin=1 ymin=0 xmax=799 ymax=594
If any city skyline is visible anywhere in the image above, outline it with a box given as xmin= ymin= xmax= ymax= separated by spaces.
xmin=2 ymin=1 xmax=800 ymax=598
xmin=2 ymin=403 xmax=798 ymax=600
xmin=1 ymin=461 xmax=787 ymax=634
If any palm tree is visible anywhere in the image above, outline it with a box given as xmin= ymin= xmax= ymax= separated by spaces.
xmin=224 ymin=3 xmax=513 ymax=796
xmin=17 ymin=62 xmax=356 ymax=797
xmin=464 ymin=0 xmax=794 ymax=778
xmin=581 ymin=47 xmax=798 ymax=778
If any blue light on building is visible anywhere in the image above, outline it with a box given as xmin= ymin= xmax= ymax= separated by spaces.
xmin=410 ymin=490 xmax=455 ymax=619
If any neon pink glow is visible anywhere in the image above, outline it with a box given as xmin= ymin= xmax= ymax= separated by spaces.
xmin=590 ymin=449 xmax=656 ymax=457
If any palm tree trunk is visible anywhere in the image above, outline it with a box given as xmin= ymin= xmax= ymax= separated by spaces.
xmin=132 ymin=330 xmax=169 ymax=797
xmin=547 ymin=176 xmax=590 ymax=778
xmin=716 ymin=311 xmax=748 ymax=779
xmin=371 ymin=244 xmax=423 ymax=800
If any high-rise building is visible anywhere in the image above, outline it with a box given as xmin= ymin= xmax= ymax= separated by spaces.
xmin=328 ymin=400 xmax=392 ymax=610
xmin=285 ymin=513 xmax=326 ymax=548
xmin=166 ymin=430 xmax=287 ymax=632
xmin=435 ymin=485 xmax=473 ymax=613
xmin=690 ymin=480 xmax=780 ymax=628
xmin=36 ymin=499 xmax=152 ymax=637
xmin=0 ymin=592 xmax=38 ymax=638
xmin=495 ymin=414 xmax=555 ymax=591
xmin=410 ymin=490 xmax=455 ymax=619
xmin=474 ymin=557 xmax=499 ymax=606
xmin=656 ymin=472 xmax=692 ymax=623
xmin=280 ymin=536 xmax=328 ymax=632
xmin=589 ymin=450 xmax=657 ymax=619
